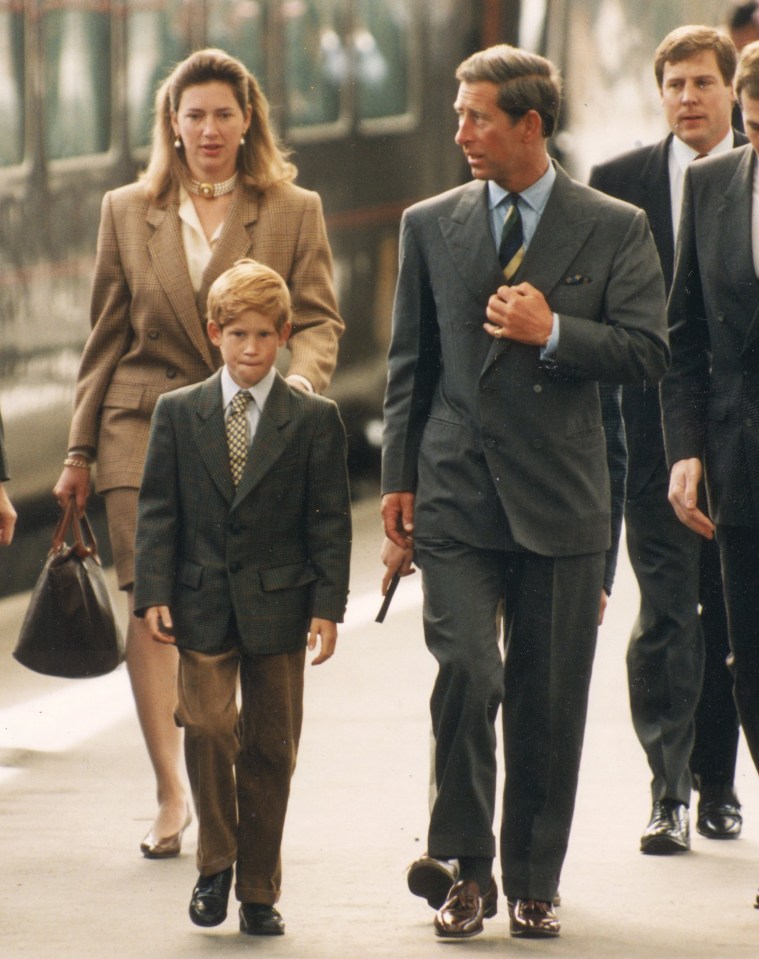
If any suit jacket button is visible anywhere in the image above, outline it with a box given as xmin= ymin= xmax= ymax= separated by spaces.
xmin=166 ymin=367 xmax=177 ymax=379
xmin=147 ymin=328 xmax=159 ymax=339
xmin=533 ymin=384 xmax=543 ymax=393
xmin=229 ymin=561 xmax=242 ymax=573
xmin=745 ymin=418 xmax=754 ymax=428
xmin=532 ymin=438 xmax=543 ymax=449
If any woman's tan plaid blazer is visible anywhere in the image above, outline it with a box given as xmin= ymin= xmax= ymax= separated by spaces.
xmin=68 ymin=179 xmax=343 ymax=492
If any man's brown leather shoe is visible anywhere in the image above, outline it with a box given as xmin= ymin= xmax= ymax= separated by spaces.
xmin=508 ymin=898 xmax=560 ymax=938
xmin=407 ymin=854 xmax=459 ymax=909
xmin=433 ymin=878 xmax=497 ymax=938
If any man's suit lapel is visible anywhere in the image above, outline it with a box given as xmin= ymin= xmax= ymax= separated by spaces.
xmin=146 ymin=203 xmax=216 ymax=371
xmin=637 ymin=137 xmax=675 ymax=287
xmin=233 ymin=373 xmax=291 ymax=506
xmin=718 ymin=147 xmax=759 ymax=355
xmin=720 ymin=147 xmax=755 ymax=281
xmin=513 ymin=164 xmax=597 ymax=297
xmin=439 ymin=182 xmax=504 ymax=306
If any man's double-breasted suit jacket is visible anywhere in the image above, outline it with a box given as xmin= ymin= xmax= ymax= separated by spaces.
xmin=382 ymin=162 xmax=669 ymax=558
xmin=68 ymin=180 xmax=342 ymax=492
xmin=133 ymin=370 xmax=351 ymax=656
xmin=662 ymin=143 xmax=759 ymax=528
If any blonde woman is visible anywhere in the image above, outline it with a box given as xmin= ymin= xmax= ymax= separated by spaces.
xmin=54 ymin=48 xmax=342 ymax=858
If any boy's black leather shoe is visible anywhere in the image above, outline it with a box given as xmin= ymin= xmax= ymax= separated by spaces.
xmin=189 ymin=866 xmax=233 ymax=926
xmin=239 ymin=903 xmax=285 ymax=936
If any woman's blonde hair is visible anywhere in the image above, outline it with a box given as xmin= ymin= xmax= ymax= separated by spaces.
xmin=141 ymin=48 xmax=296 ymax=205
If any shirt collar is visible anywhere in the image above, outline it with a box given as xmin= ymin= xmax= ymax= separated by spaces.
xmin=487 ymin=161 xmax=556 ymax=214
xmin=220 ymin=365 xmax=277 ymax=411
xmin=178 ymin=184 xmax=224 ymax=243
xmin=671 ymin=128 xmax=734 ymax=172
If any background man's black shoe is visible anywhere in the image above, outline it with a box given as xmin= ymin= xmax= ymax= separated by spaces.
xmin=697 ymin=785 xmax=742 ymax=839
xmin=640 ymin=799 xmax=690 ymax=854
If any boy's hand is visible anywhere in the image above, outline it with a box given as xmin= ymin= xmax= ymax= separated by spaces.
xmin=144 ymin=606 xmax=176 ymax=645
xmin=308 ymin=618 xmax=337 ymax=665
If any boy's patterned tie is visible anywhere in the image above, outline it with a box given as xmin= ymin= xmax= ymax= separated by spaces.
xmin=227 ymin=390 xmax=251 ymax=487
xmin=498 ymin=194 xmax=525 ymax=282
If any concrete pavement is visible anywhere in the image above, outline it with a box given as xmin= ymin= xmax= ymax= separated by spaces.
xmin=1 ymin=495 xmax=758 ymax=957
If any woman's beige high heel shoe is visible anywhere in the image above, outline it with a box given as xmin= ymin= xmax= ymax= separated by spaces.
xmin=140 ymin=806 xmax=192 ymax=859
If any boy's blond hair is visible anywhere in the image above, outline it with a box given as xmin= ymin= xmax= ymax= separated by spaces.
xmin=207 ymin=259 xmax=292 ymax=332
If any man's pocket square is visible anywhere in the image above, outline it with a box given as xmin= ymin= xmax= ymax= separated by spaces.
xmin=563 ymin=274 xmax=592 ymax=285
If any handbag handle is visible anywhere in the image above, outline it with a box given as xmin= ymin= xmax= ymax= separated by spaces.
xmin=51 ymin=498 xmax=100 ymax=562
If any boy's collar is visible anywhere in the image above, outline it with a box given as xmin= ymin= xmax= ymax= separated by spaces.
xmin=220 ymin=365 xmax=276 ymax=410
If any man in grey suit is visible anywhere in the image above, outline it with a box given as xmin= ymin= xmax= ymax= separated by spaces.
xmin=590 ymin=26 xmax=745 ymax=854
xmin=381 ymin=44 xmax=668 ymax=940
xmin=662 ymin=39 xmax=759 ymax=908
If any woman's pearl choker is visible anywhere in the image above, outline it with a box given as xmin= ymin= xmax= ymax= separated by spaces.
xmin=186 ymin=173 xmax=238 ymax=199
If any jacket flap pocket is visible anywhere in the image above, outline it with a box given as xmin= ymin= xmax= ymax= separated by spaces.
xmin=259 ymin=563 xmax=318 ymax=592
xmin=177 ymin=560 xmax=203 ymax=589
xmin=102 ymin=382 xmax=145 ymax=410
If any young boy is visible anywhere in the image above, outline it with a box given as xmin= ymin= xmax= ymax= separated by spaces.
xmin=133 ymin=259 xmax=351 ymax=936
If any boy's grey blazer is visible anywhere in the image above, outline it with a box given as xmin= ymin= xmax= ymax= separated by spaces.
xmin=133 ymin=370 xmax=351 ymax=656
xmin=382 ymin=162 xmax=669 ymax=557
xmin=663 ymin=144 xmax=759 ymax=527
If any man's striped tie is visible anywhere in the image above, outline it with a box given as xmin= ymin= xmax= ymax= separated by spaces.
xmin=498 ymin=194 xmax=525 ymax=283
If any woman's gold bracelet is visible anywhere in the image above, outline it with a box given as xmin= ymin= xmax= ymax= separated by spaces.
xmin=63 ymin=456 xmax=92 ymax=471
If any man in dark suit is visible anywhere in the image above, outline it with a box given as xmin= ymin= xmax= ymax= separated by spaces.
xmin=662 ymin=39 xmax=759 ymax=908
xmin=589 ymin=26 xmax=745 ymax=854
xmin=0 ymin=410 xmax=17 ymax=546
xmin=381 ymin=44 xmax=668 ymax=940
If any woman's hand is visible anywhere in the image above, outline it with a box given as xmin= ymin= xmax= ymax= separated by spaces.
xmin=53 ymin=464 xmax=91 ymax=514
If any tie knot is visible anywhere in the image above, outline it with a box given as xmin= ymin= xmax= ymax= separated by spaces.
xmin=231 ymin=390 xmax=251 ymax=414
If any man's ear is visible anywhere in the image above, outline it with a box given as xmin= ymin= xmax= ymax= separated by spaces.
xmin=522 ymin=108 xmax=545 ymax=141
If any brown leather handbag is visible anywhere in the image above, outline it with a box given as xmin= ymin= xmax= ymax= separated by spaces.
xmin=13 ymin=500 xmax=124 ymax=678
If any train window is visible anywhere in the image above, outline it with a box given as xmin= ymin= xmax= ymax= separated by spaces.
xmin=43 ymin=2 xmax=111 ymax=159
xmin=206 ymin=0 xmax=266 ymax=80
xmin=354 ymin=0 xmax=410 ymax=121
xmin=283 ymin=0 xmax=346 ymax=129
xmin=126 ymin=1 xmax=188 ymax=150
xmin=0 ymin=2 xmax=24 ymax=167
